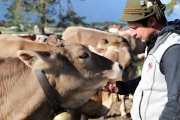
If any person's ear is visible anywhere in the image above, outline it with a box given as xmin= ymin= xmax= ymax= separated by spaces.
xmin=148 ymin=17 xmax=156 ymax=27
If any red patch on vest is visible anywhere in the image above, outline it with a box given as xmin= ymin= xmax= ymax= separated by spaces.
xmin=148 ymin=62 xmax=153 ymax=70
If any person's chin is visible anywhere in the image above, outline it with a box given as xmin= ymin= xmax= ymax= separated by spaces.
xmin=141 ymin=38 xmax=147 ymax=42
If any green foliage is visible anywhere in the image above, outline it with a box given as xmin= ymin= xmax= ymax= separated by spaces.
xmin=0 ymin=0 xmax=87 ymax=34
xmin=4 ymin=22 xmax=11 ymax=27
xmin=0 ymin=0 xmax=55 ymax=33
xmin=57 ymin=10 xmax=87 ymax=28
xmin=166 ymin=0 xmax=177 ymax=16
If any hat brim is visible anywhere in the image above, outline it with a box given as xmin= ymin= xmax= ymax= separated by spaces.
xmin=119 ymin=14 xmax=152 ymax=22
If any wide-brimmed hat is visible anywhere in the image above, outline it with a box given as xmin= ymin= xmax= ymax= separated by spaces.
xmin=120 ymin=0 xmax=166 ymax=22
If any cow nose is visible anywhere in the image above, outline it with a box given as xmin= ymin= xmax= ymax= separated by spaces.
xmin=108 ymin=62 xmax=123 ymax=80
xmin=119 ymin=64 xmax=123 ymax=70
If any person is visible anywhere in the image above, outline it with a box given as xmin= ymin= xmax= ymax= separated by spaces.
xmin=101 ymin=0 xmax=180 ymax=120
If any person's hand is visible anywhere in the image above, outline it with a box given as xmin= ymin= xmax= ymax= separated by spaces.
xmin=100 ymin=82 xmax=119 ymax=93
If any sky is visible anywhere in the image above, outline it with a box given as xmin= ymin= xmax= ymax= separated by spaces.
xmin=0 ymin=0 xmax=179 ymax=23
xmin=59 ymin=0 xmax=180 ymax=23
xmin=163 ymin=0 xmax=180 ymax=21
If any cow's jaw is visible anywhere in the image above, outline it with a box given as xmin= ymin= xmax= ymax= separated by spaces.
xmin=60 ymin=88 xmax=98 ymax=109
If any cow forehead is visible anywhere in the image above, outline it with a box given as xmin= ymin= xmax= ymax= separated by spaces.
xmin=65 ymin=43 xmax=86 ymax=50
xmin=63 ymin=43 xmax=89 ymax=55
xmin=104 ymin=43 xmax=132 ymax=67
xmin=59 ymin=43 xmax=91 ymax=62
xmin=108 ymin=41 xmax=129 ymax=48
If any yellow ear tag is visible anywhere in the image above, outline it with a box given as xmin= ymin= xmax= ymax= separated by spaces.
xmin=30 ymin=56 xmax=38 ymax=66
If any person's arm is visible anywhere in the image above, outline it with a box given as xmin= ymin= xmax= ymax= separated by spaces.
xmin=159 ymin=44 xmax=180 ymax=120
xmin=117 ymin=76 xmax=141 ymax=95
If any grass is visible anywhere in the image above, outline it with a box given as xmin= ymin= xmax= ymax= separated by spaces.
xmin=0 ymin=27 xmax=34 ymax=34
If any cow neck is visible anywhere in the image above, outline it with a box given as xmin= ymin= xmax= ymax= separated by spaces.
xmin=35 ymin=69 xmax=65 ymax=117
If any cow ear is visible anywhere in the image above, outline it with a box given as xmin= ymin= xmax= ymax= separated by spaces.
xmin=17 ymin=50 xmax=58 ymax=69
xmin=88 ymin=45 xmax=104 ymax=56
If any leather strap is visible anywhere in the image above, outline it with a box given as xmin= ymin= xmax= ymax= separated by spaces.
xmin=35 ymin=69 xmax=65 ymax=116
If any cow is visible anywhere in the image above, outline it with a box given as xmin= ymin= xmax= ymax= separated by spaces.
xmin=0 ymin=39 xmax=123 ymax=120
xmin=62 ymin=26 xmax=146 ymax=54
xmin=0 ymin=34 xmax=139 ymax=120
xmin=11 ymin=33 xmax=36 ymax=40
xmin=11 ymin=33 xmax=48 ymax=42
xmin=83 ymin=39 xmax=143 ymax=119
xmin=0 ymin=34 xmax=48 ymax=58
xmin=91 ymin=38 xmax=144 ymax=118
xmin=53 ymin=38 xmax=143 ymax=120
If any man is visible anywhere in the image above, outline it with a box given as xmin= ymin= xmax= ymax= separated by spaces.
xmin=101 ymin=0 xmax=180 ymax=120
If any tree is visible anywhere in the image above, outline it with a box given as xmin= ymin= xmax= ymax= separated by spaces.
xmin=57 ymin=10 xmax=87 ymax=28
xmin=1 ymin=0 xmax=86 ymax=34
xmin=1 ymin=0 xmax=29 ymax=26
xmin=166 ymin=0 xmax=180 ymax=16
xmin=57 ymin=0 xmax=87 ymax=28
xmin=0 ymin=0 xmax=56 ymax=33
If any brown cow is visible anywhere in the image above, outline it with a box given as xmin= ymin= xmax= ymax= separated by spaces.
xmin=0 ymin=41 xmax=122 ymax=120
xmin=0 ymin=34 xmax=135 ymax=120
xmin=11 ymin=33 xmax=37 ymax=40
xmin=11 ymin=33 xmax=48 ymax=42
xmin=90 ymin=38 xmax=144 ymax=81
xmin=49 ymin=35 xmax=144 ymax=120
xmin=0 ymin=34 xmax=48 ymax=58
xmin=62 ymin=26 xmax=146 ymax=54
xmin=89 ymin=39 xmax=144 ymax=118
xmin=87 ymin=40 xmax=141 ymax=117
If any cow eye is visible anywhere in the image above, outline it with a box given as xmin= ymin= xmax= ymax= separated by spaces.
xmin=79 ymin=52 xmax=89 ymax=59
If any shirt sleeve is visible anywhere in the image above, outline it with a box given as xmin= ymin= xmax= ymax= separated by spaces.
xmin=159 ymin=44 xmax=180 ymax=120
xmin=116 ymin=76 xmax=141 ymax=95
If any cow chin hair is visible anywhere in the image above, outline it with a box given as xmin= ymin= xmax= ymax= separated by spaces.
xmin=80 ymin=68 xmax=101 ymax=79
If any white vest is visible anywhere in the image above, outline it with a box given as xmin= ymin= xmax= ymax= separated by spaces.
xmin=131 ymin=32 xmax=180 ymax=120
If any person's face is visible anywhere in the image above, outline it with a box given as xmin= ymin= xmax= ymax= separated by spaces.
xmin=128 ymin=21 xmax=155 ymax=43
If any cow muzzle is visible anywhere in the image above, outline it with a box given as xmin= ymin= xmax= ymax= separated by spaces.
xmin=108 ymin=62 xmax=123 ymax=80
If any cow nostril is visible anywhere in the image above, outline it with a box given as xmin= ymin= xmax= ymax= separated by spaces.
xmin=119 ymin=64 xmax=123 ymax=70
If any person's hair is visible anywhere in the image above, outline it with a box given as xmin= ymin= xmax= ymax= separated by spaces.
xmin=136 ymin=15 xmax=167 ymax=27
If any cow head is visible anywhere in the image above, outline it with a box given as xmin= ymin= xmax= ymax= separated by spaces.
xmin=17 ymin=42 xmax=123 ymax=109
xmin=88 ymin=39 xmax=142 ymax=81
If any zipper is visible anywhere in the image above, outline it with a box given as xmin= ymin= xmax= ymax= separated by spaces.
xmin=139 ymin=91 xmax=143 ymax=120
